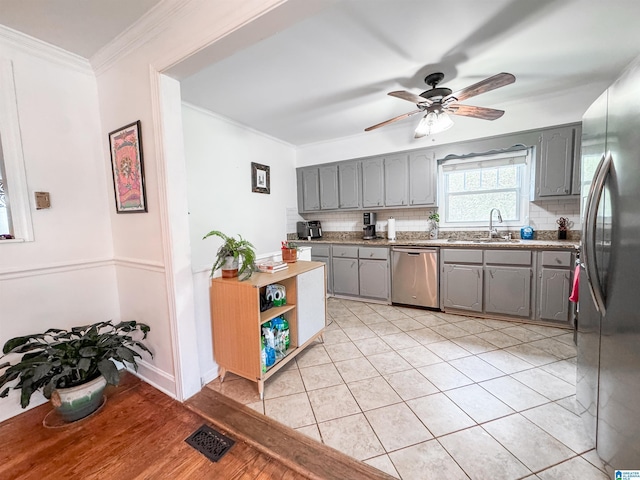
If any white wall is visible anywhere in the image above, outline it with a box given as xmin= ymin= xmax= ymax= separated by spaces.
xmin=0 ymin=36 xmax=119 ymax=421
xmin=181 ymin=103 xmax=297 ymax=381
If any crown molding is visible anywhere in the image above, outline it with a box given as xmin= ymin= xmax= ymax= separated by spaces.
xmin=90 ymin=0 xmax=195 ymax=76
xmin=0 ymin=25 xmax=92 ymax=74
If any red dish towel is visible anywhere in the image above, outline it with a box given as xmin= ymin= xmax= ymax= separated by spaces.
xmin=569 ymin=265 xmax=580 ymax=303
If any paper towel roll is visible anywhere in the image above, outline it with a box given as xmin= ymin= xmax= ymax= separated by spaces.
xmin=387 ymin=217 xmax=396 ymax=241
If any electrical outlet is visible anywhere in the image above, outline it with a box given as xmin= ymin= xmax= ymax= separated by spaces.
xmin=34 ymin=191 xmax=50 ymax=209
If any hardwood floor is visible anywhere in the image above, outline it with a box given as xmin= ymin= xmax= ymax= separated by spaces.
xmin=0 ymin=374 xmax=393 ymax=480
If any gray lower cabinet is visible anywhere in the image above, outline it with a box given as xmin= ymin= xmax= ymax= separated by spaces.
xmin=484 ymin=266 xmax=532 ymax=317
xmin=331 ymin=245 xmax=389 ymax=301
xmin=332 ymin=257 xmax=359 ymax=296
xmin=441 ymin=264 xmax=483 ymax=312
xmin=309 ymin=244 xmax=333 ymax=295
xmin=537 ymin=250 xmax=574 ymax=323
xmin=442 ymin=247 xmax=574 ymax=325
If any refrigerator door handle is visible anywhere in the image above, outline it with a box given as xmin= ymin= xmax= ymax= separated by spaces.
xmin=582 ymin=151 xmax=612 ymax=314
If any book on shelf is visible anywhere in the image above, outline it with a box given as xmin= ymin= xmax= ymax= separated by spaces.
xmin=257 ymin=260 xmax=288 ymax=273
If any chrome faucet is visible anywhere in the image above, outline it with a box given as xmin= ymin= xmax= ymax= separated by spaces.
xmin=489 ymin=208 xmax=503 ymax=238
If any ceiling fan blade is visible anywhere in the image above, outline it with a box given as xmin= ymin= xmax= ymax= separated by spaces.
xmin=364 ymin=109 xmax=422 ymax=131
xmin=447 ymin=104 xmax=505 ymax=120
xmin=446 ymin=72 xmax=515 ymax=102
xmin=388 ymin=91 xmax=432 ymax=105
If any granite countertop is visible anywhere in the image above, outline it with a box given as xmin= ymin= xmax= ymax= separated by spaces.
xmin=296 ymin=237 xmax=579 ymax=250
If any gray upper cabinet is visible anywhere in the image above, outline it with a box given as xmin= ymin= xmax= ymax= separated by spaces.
xmin=299 ymin=168 xmax=320 ymax=211
xmin=362 ymin=157 xmax=384 ymax=208
xmin=409 ymin=150 xmax=437 ymax=206
xmin=319 ymin=165 xmax=339 ymax=210
xmin=536 ymin=125 xmax=581 ymax=198
xmin=338 ymin=161 xmax=360 ymax=209
xmin=384 ymin=154 xmax=409 ymax=207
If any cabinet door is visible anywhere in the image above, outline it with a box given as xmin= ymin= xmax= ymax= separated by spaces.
xmin=409 ymin=150 xmax=436 ymax=206
xmin=300 ymin=168 xmax=320 ymax=211
xmin=359 ymin=259 xmax=389 ymax=300
xmin=442 ymin=264 xmax=483 ymax=312
xmin=296 ymin=266 xmax=327 ymax=345
xmin=384 ymin=154 xmax=409 ymax=206
xmin=311 ymin=255 xmax=333 ymax=294
xmin=338 ymin=161 xmax=360 ymax=209
xmin=332 ymin=257 xmax=359 ymax=296
xmin=361 ymin=158 xmax=384 ymax=208
xmin=571 ymin=124 xmax=582 ymax=195
xmin=319 ymin=165 xmax=339 ymax=210
xmin=484 ymin=267 xmax=532 ymax=317
xmin=537 ymin=126 xmax=575 ymax=197
xmin=538 ymin=268 xmax=571 ymax=322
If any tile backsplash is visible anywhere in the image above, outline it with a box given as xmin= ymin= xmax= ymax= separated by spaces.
xmin=301 ymin=197 xmax=580 ymax=235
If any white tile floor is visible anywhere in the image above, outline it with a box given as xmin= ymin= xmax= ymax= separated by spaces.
xmin=207 ymin=298 xmax=609 ymax=480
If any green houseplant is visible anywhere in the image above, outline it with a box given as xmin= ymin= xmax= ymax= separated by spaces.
xmin=0 ymin=320 xmax=152 ymax=422
xmin=203 ymin=230 xmax=257 ymax=280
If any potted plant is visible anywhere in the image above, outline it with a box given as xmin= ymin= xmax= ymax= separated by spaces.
xmin=281 ymin=240 xmax=299 ymax=263
xmin=428 ymin=211 xmax=440 ymax=239
xmin=0 ymin=320 xmax=152 ymax=422
xmin=203 ymin=230 xmax=257 ymax=280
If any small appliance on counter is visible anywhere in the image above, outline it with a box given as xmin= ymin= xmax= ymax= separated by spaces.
xmin=297 ymin=221 xmax=322 ymax=240
xmin=363 ymin=212 xmax=377 ymax=240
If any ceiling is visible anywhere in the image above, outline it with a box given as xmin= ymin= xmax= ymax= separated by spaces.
xmin=3 ymin=1 xmax=640 ymax=147
xmin=0 ymin=0 xmax=161 ymax=58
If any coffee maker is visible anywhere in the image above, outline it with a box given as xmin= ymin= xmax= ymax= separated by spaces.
xmin=363 ymin=212 xmax=377 ymax=240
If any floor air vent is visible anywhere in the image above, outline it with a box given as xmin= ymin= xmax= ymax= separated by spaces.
xmin=185 ymin=424 xmax=235 ymax=462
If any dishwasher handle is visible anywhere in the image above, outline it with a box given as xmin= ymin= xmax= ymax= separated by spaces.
xmin=392 ymin=247 xmax=438 ymax=254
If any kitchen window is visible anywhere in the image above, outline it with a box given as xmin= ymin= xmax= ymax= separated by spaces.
xmin=438 ymin=149 xmax=531 ymax=227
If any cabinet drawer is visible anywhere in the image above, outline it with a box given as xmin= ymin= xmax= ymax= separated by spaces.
xmin=311 ymin=245 xmax=331 ymax=257
xmin=442 ymin=249 xmax=483 ymax=264
xmin=332 ymin=245 xmax=359 ymax=258
xmin=541 ymin=251 xmax=573 ymax=267
xmin=359 ymin=246 xmax=388 ymax=260
xmin=485 ymin=250 xmax=532 ymax=266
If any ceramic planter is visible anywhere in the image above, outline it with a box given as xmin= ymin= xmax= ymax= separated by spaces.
xmin=50 ymin=375 xmax=107 ymax=422
xmin=281 ymin=248 xmax=297 ymax=263
xmin=221 ymin=256 xmax=239 ymax=278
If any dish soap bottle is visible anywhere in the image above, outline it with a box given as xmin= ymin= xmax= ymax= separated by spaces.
xmin=520 ymin=217 xmax=534 ymax=240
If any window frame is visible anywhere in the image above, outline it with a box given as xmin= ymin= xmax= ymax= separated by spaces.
xmin=437 ymin=149 xmax=531 ymax=229
xmin=0 ymin=59 xmax=33 ymax=242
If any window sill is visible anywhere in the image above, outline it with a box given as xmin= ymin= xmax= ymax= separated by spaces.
xmin=0 ymin=238 xmax=25 ymax=244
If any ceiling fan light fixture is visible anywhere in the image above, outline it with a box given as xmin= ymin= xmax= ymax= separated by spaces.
xmin=414 ymin=111 xmax=454 ymax=138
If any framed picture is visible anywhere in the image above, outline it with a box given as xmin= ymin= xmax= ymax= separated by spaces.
xmin=108 ymin=120 xmax=147 ymax=213
xmin=251 ymin=162 xmax=270 ymax=194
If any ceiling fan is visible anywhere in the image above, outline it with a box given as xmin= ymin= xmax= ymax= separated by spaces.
xmin=365 ymin=72 xmax=516 ymax=138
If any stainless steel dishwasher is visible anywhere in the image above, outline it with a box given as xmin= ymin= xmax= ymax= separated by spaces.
xmin=391 ymin=247 xmax=439 ymax=308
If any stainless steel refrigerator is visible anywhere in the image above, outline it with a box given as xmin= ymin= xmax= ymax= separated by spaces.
xmin=577 ymin=56 xmax=640 ymax=471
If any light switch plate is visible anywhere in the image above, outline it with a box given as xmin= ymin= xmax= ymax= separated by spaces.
xmin=35 ymin=191 xmax=50 ymax=209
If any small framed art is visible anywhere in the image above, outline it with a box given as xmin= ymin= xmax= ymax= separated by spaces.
xmin=108 ymin=120 xmax=147 ymax=213
xmin=251 ymin=162 xmax=270 ymax=194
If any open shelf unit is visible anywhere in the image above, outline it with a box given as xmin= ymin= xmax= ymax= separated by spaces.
xmin=210 ymin=261 xmax=326 ymax=398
